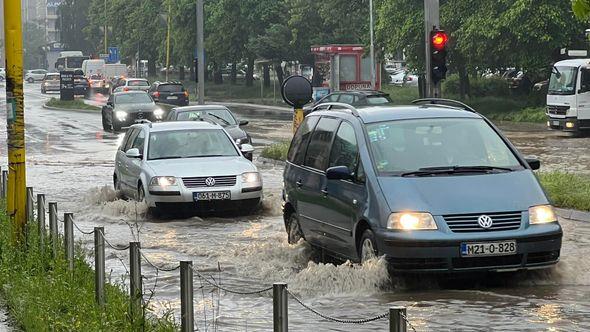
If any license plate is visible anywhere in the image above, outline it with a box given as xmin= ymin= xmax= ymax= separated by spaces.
xmin=193 ymin=191 xmax=230 ymax=201
xmin=460 ymin=240 xmax=516 ymax=257
xmin=552 ymin=121 xmax=559 ymax=126
xmin=167 ymin=96 xmax=178 ymax=100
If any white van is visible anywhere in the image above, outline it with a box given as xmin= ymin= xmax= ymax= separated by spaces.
xmin=547 ymin=58 xmax=590 ymax=133
xmin=82 ymin=59 xmax=105 ymax=77
xmin=104 ymin=63 xmax=127 ymax=80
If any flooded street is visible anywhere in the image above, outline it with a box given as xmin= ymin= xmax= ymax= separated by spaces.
xmin=1 ymin=84 xmax=590 ymax=331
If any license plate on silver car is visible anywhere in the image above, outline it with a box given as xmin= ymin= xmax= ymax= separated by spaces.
xmin=552 ymin=121 xmax=559 ymax=126
xmin=460 ymin=240 xmax=516 ymax=257
xmin=168 ymin=96 xmax=178 ymax=100
xmin=194 ymin=191 xmax=230 ymax=201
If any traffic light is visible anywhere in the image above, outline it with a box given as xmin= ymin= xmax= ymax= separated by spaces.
xmin=430 ymin=29 xmax=448 ymax=85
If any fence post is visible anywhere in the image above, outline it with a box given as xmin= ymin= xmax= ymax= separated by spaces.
xmin=37 ymin=194 xmax=46 ymax=248
xmin=94 ymin=227 xmax=105 ymax=306
xmin=273 ymin=282 xmax=288 ymax=332
xmin=180 ymin=261 xmax=194 ymax=332
xmin=129 ymin=242 xmax=143 ymax=320
xmin=48 ymin=202 xmax=58 ymax=257
xmin=1 ymin=169 xmax=7 ymax=199
xmin=389 ymin=306 xmax=407 ymax=332
xmin=64 ymin=213 xmax=74 ymax=271
xmin=26 ymin=187 xmax=34 ymax=221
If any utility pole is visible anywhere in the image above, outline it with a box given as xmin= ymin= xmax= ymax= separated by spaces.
xmin=4 ymin=0 xmax=27 ymax=243
xmin=369 ymin=0 xmax=376 ymax=89
xmin=424 ymin=0 xmax=440 ymax=97
xmin=165 ymin=0 xmax=171 ymax=82
xmin=196 ymin=0 xmax=205 ymax=104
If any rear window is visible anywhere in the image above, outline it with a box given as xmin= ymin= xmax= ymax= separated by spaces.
xmin=45 ymin=75 xmax=60 ymax=81
xmin=158 ymin=84 xmax=184 ymax=92
xmin=128 ymin=80 xmax=149 ymax=87
xmin=366 ymin=95 xmax=392 ymax=105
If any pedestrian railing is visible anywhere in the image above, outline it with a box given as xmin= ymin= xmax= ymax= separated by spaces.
xmin=0 ymin=168 xmax=418 ymax=332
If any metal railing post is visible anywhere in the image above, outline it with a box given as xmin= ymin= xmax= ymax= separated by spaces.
xmin=129 ymin=242 xmax=143 ymax=318
xmin=389 ymin=306 xmax=407 ymax=332
xmin=64 ymin=213 xmax=74 ymax=271
xmin=94 ymin=227 xmax=105 ymax=306
xmin=273 ymin=282 xmax=288 ymax=332
xmin=1 ymin=170 xmax=7 ymax=199
xmin=37 ymin=193 xmax=46 ymax=248
xmin=26 ymin=187 xmax=34 ymax=221
xmin=48 ymin=202 xmax=58 ymax=257
xmin=180 ymin=261 xmax=194 ymax=332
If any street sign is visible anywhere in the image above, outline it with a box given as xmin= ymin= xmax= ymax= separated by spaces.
xmin=107 ymin=47 xmax=119 ymax=63
xmin=60 ymin=71 xmax=75 ymax=101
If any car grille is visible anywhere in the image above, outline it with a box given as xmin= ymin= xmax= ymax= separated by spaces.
xmin=182 ymin=175 xmax=236 ymax=188
xmin=546 ymin=105 xmax=569 ymax=116
xmin=443 ymin=211 xmax=522 ymax=233
xmin=452 ymin=254 xmax=523 ymax=269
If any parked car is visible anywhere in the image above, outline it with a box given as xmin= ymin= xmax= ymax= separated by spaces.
xmin=502 ymin=69 xmax=532 ymax=94
xmin=149 ymin=81 xmax=189 ymax=106
xmin=113 ymin=121 xmax=260 ymax=216
xmin=304 ymin=90 xmax=392 ymax=115
xmin=282 ymin=99 xmax=562 ymax=273
xmin=165 ymin=105 xmax=252 ymax=159
xmin=101 ymin=91 xmax=165 ymax=132
xmin=88 ymin=74 xmax=111 ymax=94
xmin=73 ymin=71 xmax=90 ymax=97
xmin=25 ymin=69 xmax=48 ymax=83
xmin=112 ymin=78 xmax=150 ymax=93
xmin=388 ymin=70 xmax=418 ymax=87
xmin=41 ymin=73 xmax=61 ymax=94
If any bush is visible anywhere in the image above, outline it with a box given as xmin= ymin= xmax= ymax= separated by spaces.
xmin=538 ymin=172 xmax=590 ymax=211
xmin=442 ymin=74 xmax=510 ymax=98
xmin=261 ymin=142 xmax=290 ymax=161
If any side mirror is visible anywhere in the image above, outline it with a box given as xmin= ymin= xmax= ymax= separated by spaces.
xmin=239 ymin=120 xmax=249 ymax=126
xmin=125 ymin=148 xmax=142 ymax=159
xmin=240 ymin=144 xmax=254 ymax=161
xmin=525 ymin=158 xmax=540 ymax=170
xmin=326 ymin=166 xmax=352 ymax=180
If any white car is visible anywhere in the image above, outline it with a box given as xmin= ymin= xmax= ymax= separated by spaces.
xmin=25 ymin=69 xmax=48 ymax=83
xmin=113 ymin=78 xmax=150 ymax=93
xmin=114 ymin=121 xmax=262 ymax=216
xmin=0 ymin=68 xmax=5 ymax=81
xmin=388 ymin=70 xmax=419 ymax=87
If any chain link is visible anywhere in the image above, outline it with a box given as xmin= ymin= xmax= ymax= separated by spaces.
xmin=99 ymin=230 xmax=131 ymax=251
xmin=190 ymin=266 xmax=273 ymax=295
xmin=286 ymin=289 xmax=389 ymax=324
xmin=72 ymin=221 xmax=96 ymax=235
xmin=400 ymin=311 xmax=418 ymax=332
xmin=140 ymin=251 xmax=180 ymax=272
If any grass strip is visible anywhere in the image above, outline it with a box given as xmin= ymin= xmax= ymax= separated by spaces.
xmin=538 ymin=172 xmax=590 ymax=212
xmin=261 ymin=141 xmax=290 ymax=161
xmin=46 ymin=97 xmax=101 ymax=111
xmin=0 ymin=205 xmax=177 ymax=331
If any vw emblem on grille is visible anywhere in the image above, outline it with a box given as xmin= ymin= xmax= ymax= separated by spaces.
xmin=478 ymin=215 xmax=493 ymax=229
xmin=137 ymin=112 xmax=144 ymax=119
xmin=205 ymin=177 xmax=216 ymax=187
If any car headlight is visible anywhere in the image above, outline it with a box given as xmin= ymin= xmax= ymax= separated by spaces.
xmin=149 ymin=176 xmax=177 ymax=187
xmin=242 ymin=172 xmax=261 ymax=184
xmin=115 ymin=110 xmax=127 ymax=120
xmin=387 ymin=212 xmax=437 ymax=230
xmin=153 ymin=108 xmax=165 ymax=119
xmin=529 ymin=205 xmax=557 ymax=224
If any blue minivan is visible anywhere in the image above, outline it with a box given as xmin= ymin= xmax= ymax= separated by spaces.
xmin=282 ymin=99 xmax=562 ymax=273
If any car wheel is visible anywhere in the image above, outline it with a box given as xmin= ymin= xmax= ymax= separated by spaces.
xmin=286 ymin=213 xmax=304 ymax=244
xmin=41 ymin=87 xmax=46 ymax=94
xmin=113 ymin=174 xmax=124 ymax=199
xmin=101 ymin=112 xmax=110 ymax=131
xmin=111 ymin=118 xmax=122 ymax=132
xmin=358 ymin=229 xmax=379 ymax=263
xmin=27 ymin=77 xmax=34 ymax=83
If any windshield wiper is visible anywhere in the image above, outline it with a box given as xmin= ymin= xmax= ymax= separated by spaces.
xmin=401 ymin=165 xmax=513 ymax=177
xmin=206 ymin=113 xmax=230 ymax=125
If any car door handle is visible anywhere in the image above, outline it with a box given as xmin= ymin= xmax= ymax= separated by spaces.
xmin=321 ymin=188 xmax=328 ymax=196
xmin=296 ymin=180 xmax=303 ymax=188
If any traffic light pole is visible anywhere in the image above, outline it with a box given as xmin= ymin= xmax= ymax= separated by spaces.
xmin=424 ymin=0 xmax=440 ymax=97
xmin=4 ymin=0 xmax=27 ymax=243
xmin=196 ymin=0 xmax=205 ymax=105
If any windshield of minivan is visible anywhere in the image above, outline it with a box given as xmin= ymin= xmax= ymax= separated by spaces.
xmin=367 ymin=118 xmax=522 ymax=174
xmin=148 ymin=129 xmax=238 ymax=160
xmin=548 ymin=66 xmax=577 ymax=95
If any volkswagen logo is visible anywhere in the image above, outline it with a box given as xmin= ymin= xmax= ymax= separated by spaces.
xmin=478 ymin=215 xmax=493 ymax=229
xmin=205 ymin=177 xmax=216 ymax=187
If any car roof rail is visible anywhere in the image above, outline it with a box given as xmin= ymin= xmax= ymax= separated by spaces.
xmin=134 ymin=119 xmax=152 ymax=127
xmin=315 ymin=102 xmax=359 ymax=116
xmin=411 ymin=98 xmax=477 ymax=113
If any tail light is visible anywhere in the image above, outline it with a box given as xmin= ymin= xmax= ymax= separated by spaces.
xmin=406 ymin=76 xmax=413 ymax=81
xmin=184 ymin=91 xmax=189 ymax=98
xmin=153 ymin=91 xmax=160 ymax=98
xmin=123 ymin=87 xmax=129 ymax=92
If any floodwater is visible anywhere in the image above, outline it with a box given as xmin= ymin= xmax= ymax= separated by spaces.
xmin=0 ymin=84 xmax=589 ymax=331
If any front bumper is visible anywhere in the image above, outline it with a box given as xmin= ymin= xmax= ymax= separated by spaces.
xmin=547 ymin=116 xmax=590 ymax=131
xmin=145 ymin=183 xmax=263 ymax=210
xmin=376 ymin=223 xmax=562 ymax=273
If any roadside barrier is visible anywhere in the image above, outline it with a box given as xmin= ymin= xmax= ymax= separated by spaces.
xmin=1 ymin=173 xmax=418 ymax=331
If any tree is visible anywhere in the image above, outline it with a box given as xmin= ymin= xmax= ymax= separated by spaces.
xmin=58 ymin=0 xmax=94 ymax=54
xmin=573 ymin=0 xmax=590 ymax=19
xmin=23 ymin=23 xmax=46 ymax=69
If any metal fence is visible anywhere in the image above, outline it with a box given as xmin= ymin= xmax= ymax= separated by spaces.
xmin=0 ymin=169 xmax=417 ymax=332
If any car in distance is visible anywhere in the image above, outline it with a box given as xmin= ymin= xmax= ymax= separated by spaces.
xmin=25 ymin=69 xmax=48 ymax=83
xmin=88 ymin=74 xmax=111 ymax=94
xmin=304 ymin=90 xmax=392 ymax=115
xmin=102 ymin=91 xmax=165 ymax=132
xmin=282 ymin=99 xmax=562 ymax=273
xmin=114 ymin=121 xmax=261 ymax=215
xmin=165 ymin=105 xmax=252 ymax=158
xmin=149 ymin=81 xmax=190 ymax=106
xmin=73 ymin=70 xmax=90 ymax=97
xmin=41 ymin=73 xmax=61 ymax=94
xmin=113 ymin=78 xmax=150 ymax=93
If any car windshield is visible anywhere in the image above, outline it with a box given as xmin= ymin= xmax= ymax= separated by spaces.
xmin=147 ymin=129 xmax=238 ymax=160
xmin=366 ymin=95 xmax=392 ymax=105
xmin=129 ymin=80 xmax=149 ymax=87
xmin=176 ymin=109 xmax=236 ymax=125
xmin=366 ymin=118 xmax=522 ymax=175
xmin=115 ymin=93 xmax=152 ymax=104
xmin=548 ymin=66 xmax=577 ymax=95
xmin=159 ymin=84 xmax=184 ymax=92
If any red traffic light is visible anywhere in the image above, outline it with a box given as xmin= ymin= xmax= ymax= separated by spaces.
xmin=431 ymin=31 xmax=448 ymax=50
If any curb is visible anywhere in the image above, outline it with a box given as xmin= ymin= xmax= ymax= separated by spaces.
xmin=256 ymin=156 xmax=286 ymax=167
xmin=42 ymin=103 xmax=100 ymax=113
xmin=556 ymin=208 xmax=590 ymax=222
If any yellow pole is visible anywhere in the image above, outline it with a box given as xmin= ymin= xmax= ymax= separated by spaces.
xmin=104 ymin=0 xmax=107 ymax=54
xmin=4 ymin=0 xmax=27 ymax=243
xmin=293 ymin=108 xmax=304 ymax=133
xmin=165 ymin=1 xmax=171 ymax=81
